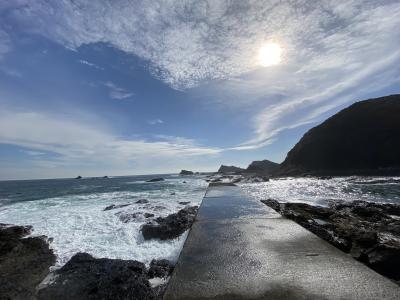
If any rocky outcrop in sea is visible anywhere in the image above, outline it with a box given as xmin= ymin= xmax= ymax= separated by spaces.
xmin=179 ymin=170 xmax=194 ymax=175
xmin=141 ymin=206 xmax=198 ymax=240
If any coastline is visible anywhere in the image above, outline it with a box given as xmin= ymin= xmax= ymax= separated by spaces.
xmin=2 ymin=174 xmax=400 ymax=299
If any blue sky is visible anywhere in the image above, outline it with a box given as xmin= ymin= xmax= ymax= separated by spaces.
xmin=0 ymin=1 xmax=400 ymax=180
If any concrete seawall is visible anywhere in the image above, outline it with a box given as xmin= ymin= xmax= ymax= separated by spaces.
xmin=163 ymin=183 xmax=400 ymax=300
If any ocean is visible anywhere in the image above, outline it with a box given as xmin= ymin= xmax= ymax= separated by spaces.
xmin=1 ymin=174 xmax=400 ymax=268
xmin=0 ymin=174 xmax=207 ymax=267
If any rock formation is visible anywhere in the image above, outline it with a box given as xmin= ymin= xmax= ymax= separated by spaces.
xmin=245 ymin=159 xmax=279 ymax=174
xmin=279 ymin=94 xmax=400 ymax=175
xmin=179 ymin=170 xmax=194 ymax=175
xmin=217 ymin=165 xmax=245 ymax=174
xmin=37 ymin=253 xmax=155 ymax=300
xmin=141 ymin=206 xmax=198 ymax=240
xmin=146 ymin=178 xmax=165 ymax=182
xmin=0 ymin=224 xmax=56 ymax=300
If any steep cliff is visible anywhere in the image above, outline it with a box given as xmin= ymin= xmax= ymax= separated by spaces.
xmin=279 ymin=94 xmax=400 ymax=175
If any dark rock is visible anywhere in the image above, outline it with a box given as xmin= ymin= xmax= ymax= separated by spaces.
xmin=37 ymin=252 xmax=155 ymax=300
xmin=0 ymin=224 xmax=56 ymax=300
xmin=144 ymin=213 xmax=154 ymax=218
xmin=178 ymin=201 xmax=190 ymax=205
xmin=261 ymin=199 xmax=281 ymax=212
xmin=141 ymin=206 xmax=198 ymax=240
xmin=146 ymin=178 xmax=164 ymax=182
xmin=209 ymin=182 xmax=237 ymax=187
xmin=279 ymin=94 xmax=400 ymax=176
xmin=117 ymin=212 xmax=141 ymax=223
xmin=103 ymin=203 xmax=131 ymax=211
xmin=136 ymin=199 xmax=149 ymax=204
xmin=179 ymin=170 xmax=194 ymax=175
xmin=152 ymin=283 xmax=168 ymax=300
xmin=147 ymin=259 xmax=173 ymax=279
xmin=261 ymin=200 xmax=400 ymax=281
xmin=217 ymin=165 xmax=245 ymax=174
xmin=245 ymin=160 xmax=279 ymax=175
xmin=170 ymin=192 xmax=176 ymax=195
xmin=75 ymin=176 xmax=82 ymax=179
xmin=103 ymin=176 xmax=108 ymax=178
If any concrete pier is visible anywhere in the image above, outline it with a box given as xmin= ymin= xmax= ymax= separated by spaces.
xmin=163 ymin=184 xmax=400 ymax=300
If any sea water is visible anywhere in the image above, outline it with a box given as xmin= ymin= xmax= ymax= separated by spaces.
xmin=2 ymin=174 xmax=400 ymax=268
xmin=0 ymin=174 xmax=207 ymax=267
xmin=241 ymin=176 xmax=400 ymax=206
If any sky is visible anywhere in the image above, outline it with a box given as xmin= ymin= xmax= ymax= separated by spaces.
xmin=0 ymin=0 xmax=400 ymax=180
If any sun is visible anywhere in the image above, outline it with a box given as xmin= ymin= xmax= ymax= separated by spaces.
xmin=258 ymin=42 xmax=282 ymax=67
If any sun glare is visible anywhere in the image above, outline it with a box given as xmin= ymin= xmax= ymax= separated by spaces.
xmin=258 ymin=42 xmax=282 ymax=67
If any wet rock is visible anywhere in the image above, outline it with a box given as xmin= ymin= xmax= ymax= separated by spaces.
xmin=75 ymin=176 xmax=82 ymax=179
xmin=103 ymin=203 xmax=131 ymax=211
xmin=37 ymin=252 xmax=155 ymax=300
xmin=141 ymin=206 xmax=198 ymax=240
xmin=178 ymin=201 xmax=190 ymax=205
xmin=170 ymin=192 xmax=176 ymax=195
xmin=146 ymin=178 xmax=164 ymax=182
xmin=179 ymin=170 xmax=194 ymax=175
xmin=117 ymin=212 xmax=141 ymax=223
xmin=261 ymin=199 xmax=281 ymax=212
xmin=0 ymin=224 xmax=56 ymax=300
xmin=147 ymin=259 xmax=174 ymax=279
xmin=136 ymin=199 xmax=149 ymax=204
xmin=144 ymin=213 xmax=154 ymax=218
xmin=261 ymin=199 xmax=400 ymax=281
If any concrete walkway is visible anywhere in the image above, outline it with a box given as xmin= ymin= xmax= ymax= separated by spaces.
xmin=163 ymin=183 xmax=400 ymax=300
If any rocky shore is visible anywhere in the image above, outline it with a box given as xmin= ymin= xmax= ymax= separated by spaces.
xmin=37 ymin=253 xmax=171 ymax=300
xmin=0 ymin=224 xmax=56 ymax=300
xmin=261 ymin=199 xmax=400 ymax=282
xmin=0 ymin=203 xmax=198 ymax=299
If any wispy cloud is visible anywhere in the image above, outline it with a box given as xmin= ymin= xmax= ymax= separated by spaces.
xmin=1 ymin=0 xmax=400 ymax=161
xmin=20 ymin=150 xmax=46 ymax=156
xmin=103 ymin=81 xmax=134 ymax=100
xmin=0 ymin=109 xmax=221 ymax=169
xmin=0 ymin=67 xmax=22 ymax=78
xmin=0 ymin=29 xmax=12 ymax=59
xmin=148 ymin=119 xmax=164 ymax=125
xmin=78 ymin=59 xmax=104 ymax=70
xmin=3 ymin=0 xmax=398 ymax=90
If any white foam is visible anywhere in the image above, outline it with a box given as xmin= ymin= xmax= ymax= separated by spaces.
xmin=240 ymin=176 xmax=400 ymax=206
xmin=0 ymin=178 xmax=207 ymax=267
